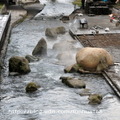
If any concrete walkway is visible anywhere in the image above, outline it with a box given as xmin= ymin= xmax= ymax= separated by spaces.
xmin=7 ymin=3 xmax=44 ymax=26
xmin=23 ymin=3 xmax=44 ymax=19
xmin=7 ymin=5 xmax=27 ymax=26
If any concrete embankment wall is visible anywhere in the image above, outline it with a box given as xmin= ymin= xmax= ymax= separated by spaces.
xmin=0 ymin=13 xmax=11 ymax=73
xmin=0 ymin=14 xmax=11 ymax=53
xmin=0 ymin=4 xmax=28 ymax=76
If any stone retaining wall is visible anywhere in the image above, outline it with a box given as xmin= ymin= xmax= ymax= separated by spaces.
xmin=0 ymin=6 xmax=28 ymax=75
xmin=0 ymin=13 xmax=11 ymax=74
xmin=0 ymin=13 xmax=11 ymax=54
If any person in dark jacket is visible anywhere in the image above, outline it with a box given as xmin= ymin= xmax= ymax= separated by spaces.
xmin=81 ymin=0 xmax=85 ymax=9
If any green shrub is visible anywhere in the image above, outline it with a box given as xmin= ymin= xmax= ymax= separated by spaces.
xmin=0 ymin=4 xmax=3 ymax=9
xmin=72 ymin=0 xmax=82 ymax=7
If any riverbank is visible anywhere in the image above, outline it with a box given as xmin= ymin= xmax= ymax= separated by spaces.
xmin=0 ymin=2 xmax=44 ymax=78
xmin=0 ymin=5 xmax=27 ymax=77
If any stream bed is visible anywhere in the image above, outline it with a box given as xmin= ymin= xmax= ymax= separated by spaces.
xmin=0 ymin=17 xmax=120 ymax=120
xmin=1 ymin=1 xmax=120 ymax=120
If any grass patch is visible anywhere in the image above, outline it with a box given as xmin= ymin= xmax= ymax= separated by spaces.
xmin=72 ymin=0 xmax=82 ymax=7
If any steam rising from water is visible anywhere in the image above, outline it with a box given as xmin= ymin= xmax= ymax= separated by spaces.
xmin=52 ymin=37 xmax=81 ymax=66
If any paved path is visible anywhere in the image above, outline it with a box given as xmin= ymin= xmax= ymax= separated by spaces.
xmin=23 ymin=3 xmax=44 ymax=19
xmin=7 ymin=5 xmax=27 ymax=26
xmin=7 ymin=3 xmax=44 ymax=25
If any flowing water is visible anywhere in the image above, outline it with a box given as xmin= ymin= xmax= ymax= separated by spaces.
xmin=1 ymin=1 xmax=120 ymax=120
xmin=35 ymin=0 xmax=74 ymax=19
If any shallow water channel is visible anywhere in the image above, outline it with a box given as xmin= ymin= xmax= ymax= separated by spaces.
xmin=1 ymin=1 xmax=120 ymax=120
xmin=0 ymin=17 xmax=120 ymax=120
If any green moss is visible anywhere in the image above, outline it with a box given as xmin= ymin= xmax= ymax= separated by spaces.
xmin=9 ymin=57 xmax=21 ymax=72
xmin=0 ymin=4 xmax=3 ymax=9
xmin=72 ymin=64 xmax=80 ymax=72
xmin=9 ymin=56 xmax=31 ymax=74
xmin=88 ymin=94 xmax=102 ymax=104
xmin=26 ymin=82 xmax=40 ymax=93
xmin=64 ymin=64 xmax=80 ymax=73
xmin=72 ymin=0 xmax=82 ymax=6
xmin=20 ymin=63 xmax=30 ymax=73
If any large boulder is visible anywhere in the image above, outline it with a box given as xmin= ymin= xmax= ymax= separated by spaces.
xmin=76 ymin=47 xmax=114 ymax=72
xmin=56 ymin=26 xmax=66 ymax=34
xmin=9 ymin=56 xmax=31 ymax=74
xmin=45 ymin=28 xmax=57 ymax=38
xmin=32 ymin=38 xmax=47 ymax=57
xmin=26 ymin=82 xmax=40 ymax=93
xmin=45 ymin=26 xmax=66 ymax=38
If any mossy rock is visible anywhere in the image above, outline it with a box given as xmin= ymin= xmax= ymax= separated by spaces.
xmin=64 ymin=64 xmax=80 ymax=73
xmin=26 ymin=82 xmax=40 ymax=93
xmin=64 ymin=65 xmax=73 ymax=73
xmin=56 ymin=26 xmax=66 ymax=34
xmin=72 ymin=64 xmax=80 ymax=72
xmin=88 ymin=94 xmax=102 ymax=104
xmin=45 ymin=28 xmax=57 ymax=38
xmin=9 ymin=56 xmax=31 ymax=74
xmin=45 ymin=26 xmax=66 ymax=38
xmin=32 ymin=38 xmax=47 ymax=57
xmin=60 ymin=76 xmax=73 ymax=81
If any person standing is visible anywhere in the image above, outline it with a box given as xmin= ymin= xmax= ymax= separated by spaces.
xmin=81 ymin=0 xmax=85 ymax=9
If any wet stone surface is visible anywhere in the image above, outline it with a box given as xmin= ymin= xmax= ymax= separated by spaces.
xmin=1 ymin=1 xmax=120 ymax=120
xmin=0 ymin=15 xmax=9 ymax=40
